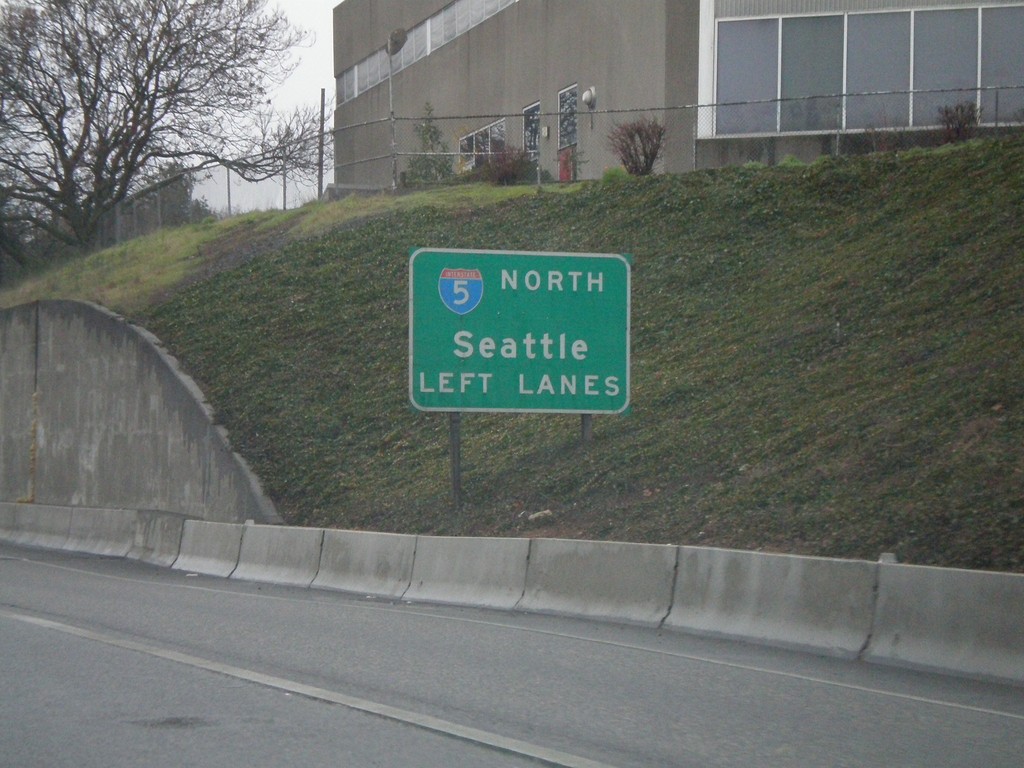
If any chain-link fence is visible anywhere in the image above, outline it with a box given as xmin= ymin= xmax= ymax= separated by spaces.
xmin=333 ymin=85 xmax=1024 ymax=191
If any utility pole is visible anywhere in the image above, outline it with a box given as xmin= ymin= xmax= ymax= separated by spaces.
xmin=318 ymin=88 xmax=326 ymax=199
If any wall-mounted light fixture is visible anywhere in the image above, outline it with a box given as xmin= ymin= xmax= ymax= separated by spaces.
xmin=581 ymin=87 xmax=597 ymax=129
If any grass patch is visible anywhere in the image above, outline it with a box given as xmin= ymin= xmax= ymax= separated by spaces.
xmin=4 ymin=143 xmax=1023 ymax=571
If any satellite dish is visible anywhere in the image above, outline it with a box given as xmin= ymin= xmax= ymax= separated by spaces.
xmin=582 ymin=87 xmax=597 ymax=109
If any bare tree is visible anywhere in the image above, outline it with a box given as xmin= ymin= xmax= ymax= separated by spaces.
xmin=607 ymin=117 xmax=667 ymax=176
xmin=0 ymin=0 xmax=307 ymax=254
xmin=253 ymin=100 xmax=333 ymax=210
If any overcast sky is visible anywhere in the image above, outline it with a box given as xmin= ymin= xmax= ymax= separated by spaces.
xmin=197 ymin=1 xmax=339 ymax=212
xmin=272 ymin=0 xmax=337 ymax=111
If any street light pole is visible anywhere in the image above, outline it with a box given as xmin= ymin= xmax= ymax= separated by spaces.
xmin=386 ymin=29 xmax=407 ymax=193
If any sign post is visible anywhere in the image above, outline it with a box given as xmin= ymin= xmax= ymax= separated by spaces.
xmin=410 ymin=248 xmax=631 ymax=507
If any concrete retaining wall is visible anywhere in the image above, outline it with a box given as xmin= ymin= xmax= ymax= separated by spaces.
xmin=0 ymin=304 xmax=36 ymax=504
xmin=231 ymin=524 xmax=324 ymax=588
xmin=0 ymin=301 xmax=279 ymax=524
xmin=171 ymin=520 xmax=244 ymax=577
xmin=405 ymin=535 xmax=530 ymax=609
xmin=519 ymin=538 xmax=678 ymax=626
xmin=312 ymin=529 xmax=416 ymax=597
xmin=665 ymin=547 xmax=879 ymax=657
xmin=865 ymin=563 xmax=1024 ymax=683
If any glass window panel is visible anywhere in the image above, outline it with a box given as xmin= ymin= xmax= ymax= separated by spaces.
xmin=474 ymin=127 xmax=489 ymax=167
xmin=457 ymin=0 xmax=472 ymax=35
xmin=442 ymin=5 xmax=457 ymax=44
xmin=362 ymin=57 xmax=374 ymax=93
xmin=471 ymin=0 xmax=487 ymax=25
xmin=413 ymin=23 xmax=428 ymax=60
xmin=459 ymin=134 xmax=474 ymax=171
xmin=375 ymin=50 xmax=387 ymax=87
xmin=780 ymin=16 xmax=843 ymax=132
xmin=559 ymin=85 xmax=578 ymax=148
xmin=914 ymin=10 xmax=978 ymax=127
xmin=847 ymin=13 xmax=911 ymax=129
xmin=490 ymin=119 xmax=506 ymax=153
xmin=430 ymin=12 xmax=443 ymax=50
xmin=338 ymin=68 xmax=356 ymax=103
xmin=523 ymin=103 xmax=540 ymax=153
xmin=716 ymin=19 xmax=778 ymax=134
xmin=981 ymin=7 xmax=1024 ymax=123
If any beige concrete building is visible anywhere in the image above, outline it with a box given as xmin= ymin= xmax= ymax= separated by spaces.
xmin=331 ymin=0 xmax=1024 ymax=190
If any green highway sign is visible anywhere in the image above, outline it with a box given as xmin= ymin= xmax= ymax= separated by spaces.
xmin=409 ymin=248 xmax=630 ymax=414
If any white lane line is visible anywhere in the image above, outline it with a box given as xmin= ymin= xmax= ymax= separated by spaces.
xmin=0 ymin=608 xmax=618 ymax=768
xmin=5 ymin=554 xmax=1024 ymax=723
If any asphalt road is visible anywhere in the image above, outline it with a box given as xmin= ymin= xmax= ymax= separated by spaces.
xmin=1 ymin=541 xmax=1022 ymax=768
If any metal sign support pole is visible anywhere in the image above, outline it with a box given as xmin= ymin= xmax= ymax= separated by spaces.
xmin=449 ymin=412 xmax=462 ymax=509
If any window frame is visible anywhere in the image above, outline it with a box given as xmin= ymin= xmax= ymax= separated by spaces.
xmin=523 ymin=101 xmax=541 ymax=155
xmin=558 ymin=84 xmax=578 ymax=150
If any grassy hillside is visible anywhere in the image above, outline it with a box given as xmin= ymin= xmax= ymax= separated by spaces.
xmin=6 ymin=138 xmax=1024 ymax=571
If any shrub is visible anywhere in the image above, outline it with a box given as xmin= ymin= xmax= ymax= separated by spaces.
xmin=606 ymin=117 xmax=666 ymax=176
xmin=938 ymin=101 xmax=980 ymax=144
xmin=601 ymin=166 xmax=630 ymax=184
xmin=481 ymin=147 xmax=535 ymax=186
xmin=405 ymin=103 xmax=454 ymax=185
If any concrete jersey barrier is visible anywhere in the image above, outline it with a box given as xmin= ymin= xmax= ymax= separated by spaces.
xmin=231 ymin=524 xmax=325 ymax=588
xmin=3 ymin=498 xmax=1021 ymax=684
xmin=127 ymin=510 xmax=187 ymax=567
xmin=665 ymin=547 xmax=878 ymax=657
xmin=172 ymin=520 xmax=245 ymax=577
xmin=65 ymin=507 xmax=136 ymax=557
xmin=518 ymin=538 xmax=679 ymax=626
xmin=405 ymin=535 xmax=530 ymax=609
xmin=1 ymin=504 xmax=72 ymax=551
xmin=865 ymin=562 xmax=1024 ymax=684
xmin=0 ymin=503 xmax=15 ymax=541
xmin=312 ymin=529 xmax=416 ymax=597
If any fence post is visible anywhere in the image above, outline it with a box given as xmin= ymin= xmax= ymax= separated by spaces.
xmin=692 ymin=108 xmax=699 ymax=171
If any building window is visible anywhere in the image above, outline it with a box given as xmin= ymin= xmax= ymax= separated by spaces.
xmin=523 ymin=102 xmax=540 ymax=154
xmin=558 ymin=85 xmax=578 ymax=149
xmin=913 ymin=10 xmax=978 ymax=126
xmin=780 ymin=16 xmax=844 ymax=132
xmin=459 ymin=119 xmax=507 ymax=171
xmin=715 ymin=6 xmax=1024 ymax=136
xmin=338 ymin=68 xmax=357 ymax=104
xmin=340 ymin=0 xmax=519 ymax=104
xmin=716 ymin=19 xmax=778 ymax=134
xmin=982 ymin=6 xmax=1024 ymax=122
xmin=429 ymin=0 xmax=516 ymax=54
xmin=847 ymin=12 xmax=911 ymax=129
